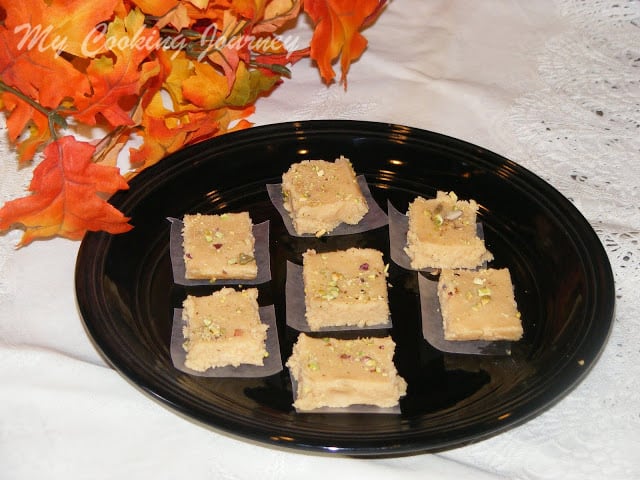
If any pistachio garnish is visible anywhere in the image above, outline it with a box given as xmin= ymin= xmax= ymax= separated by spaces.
xmin=477 ymin=287 xmax=492 ymax=297
xmin=237 ymin=253 xmax=255 ymax=265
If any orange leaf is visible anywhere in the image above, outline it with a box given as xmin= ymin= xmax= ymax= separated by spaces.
xmin=0 ymin=92 xmax=51 ymax=163
xmin=253 ymin=0 xmax=301 ymax=33
xmin=127 ymin=0 xmax=180 ymax=17
xmin=72 ymin=9 xmax=162 ymax=127
xmin=0 ymin=25 xmax=90 ymax=160
xmin=230 ymin=0 xmax=270 ymax=20
xmin=0 ymin=136 xmax=132 ymax=245
xmin=303 ymin=0 xmax=383 ymax=86
xmin=182 ymin=59 xmax=232 ymax=109
xmin=1 ymin=0 xmax=119 ymax=58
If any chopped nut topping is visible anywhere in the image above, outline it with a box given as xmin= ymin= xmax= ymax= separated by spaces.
xmin=237 ymin=253 xmax=255 ymax=265
xmin=445 ymin=209 xmax=463 ymax=221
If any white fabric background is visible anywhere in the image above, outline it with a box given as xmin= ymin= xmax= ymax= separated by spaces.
xmin=1 ymin=1 xmax=639 ymax=478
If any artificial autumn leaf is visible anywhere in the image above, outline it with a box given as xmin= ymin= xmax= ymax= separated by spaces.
xmin=127 ymin=0 xmax=179 ymax=17
xmin=0 ymin=89 xmax=51 ymax=162
xmin=128 ymin=97 xmax=253 ymax=171
xmin=253 ymin=46 xmax=309 ymax=69
xmin=253 ymin=0 xmax=301 ymax=33
xmin=155 ymin=3 xmax=191 ymax=30
xmin=128 ymin=71 xmax=215 ymax=169
xmin=186 ymin=0 xmax=211 ymax=9
xmin=304 ymin=0 xmax=383 ymax=85
xmin=0 ymin=0 xmax=119 ymax=58
xmin=225 ymin=60 xmax=280 ymax=106
xmin=0 ymin=136 xmax=132 ymax=245
xmin=230 ymin=0 xmax=266 ymax=20
xmin=182 ymin=58 xmax=232 ymax=109
xmin=72 ymin=9 xmax=162 ymax=127
xmin=0 ymin=31 xmax=88 ymax=160
xmin=128 ymin=47 xmax=256 ymax=171
xmin=199 ymin=9 xmax=254 ymax=89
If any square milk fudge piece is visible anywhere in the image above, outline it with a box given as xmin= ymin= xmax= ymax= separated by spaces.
xmin=404 ymin=191 xmax=493 ymax=269
xmin=182 ymin=212 xmax=257 ymax=281
xmin=182 ymin=288 xmax=268 ymax=371
xmin=286 ymin=333 xmax=407 ymax=410
xmin=281 ymin=156 xmax=368 ymax=235
xmin=302 ymin=248 xmax=389 ymax=330
xmin=437 ymin=268 xmax=523 ymax=341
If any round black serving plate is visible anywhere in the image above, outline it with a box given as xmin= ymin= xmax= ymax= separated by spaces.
xmin=75 ymin=120 xmax=615 ymax=456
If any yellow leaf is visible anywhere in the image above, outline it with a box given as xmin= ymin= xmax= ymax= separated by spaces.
xmin=182 ymin=60 xmax=230 ymax=110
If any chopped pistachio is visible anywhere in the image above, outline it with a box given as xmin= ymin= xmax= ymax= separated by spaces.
xmin=432 ymin=213 xmax=444 ymax=227
xmin=477 ymin=287 xmax=492 ymax=297
xmin=237 ymin=253 xmax=255 ymax=265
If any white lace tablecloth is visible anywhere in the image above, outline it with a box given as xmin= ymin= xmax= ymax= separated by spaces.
xmin=1 ymin=1 xmax=639 ymax=478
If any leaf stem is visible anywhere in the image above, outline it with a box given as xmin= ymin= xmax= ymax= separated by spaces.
xmin=249 ymin=61 xmax=291 ymax=77
xmin=0 ymin=80 xmax=69 ymax=138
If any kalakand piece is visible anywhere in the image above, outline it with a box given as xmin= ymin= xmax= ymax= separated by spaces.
xmin=437 ymin=268 xmax=523 ymax=341
xmin=286 ymin=333 xmax=407 ymax=410
xmin=281 ymin=156 xmax=369 ymax=235
xmin=182 ymin=212 xmax=257 ymax=281
xmin=302 ymin=248 xmax=390 ymax=330
xmin=404 ymin=191 xmax=493 ymax=269
xmin=181 ymin=288 xmax=268 ymax=371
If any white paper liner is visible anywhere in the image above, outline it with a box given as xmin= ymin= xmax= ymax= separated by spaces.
xmin=170 ymin=304 xmax=283 ymax=377
xmin=266 ymin=176 xmax=388 ymax=237
xmin=418 ymin=273 xmax=512 ymax=355
xmin=289 ymin=376 xmax=402 ymax=414
xmin=285 ymin=261 xmax=393 ymax=332
xmin=168 ymin=217 xmax=271 ymax=286
xmin=387 ymin=200 xmax=487 ymax=272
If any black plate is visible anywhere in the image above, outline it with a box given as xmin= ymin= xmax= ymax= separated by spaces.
xmin=75 ymin=120 xmax=615 ymax=456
